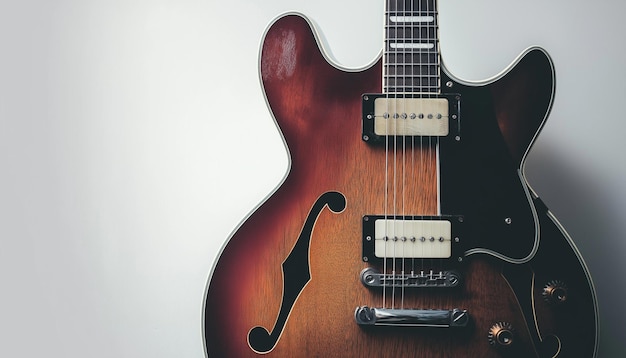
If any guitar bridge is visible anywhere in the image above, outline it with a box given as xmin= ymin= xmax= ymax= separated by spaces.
xmin=360 ymin=267 xmax=462 ymax=288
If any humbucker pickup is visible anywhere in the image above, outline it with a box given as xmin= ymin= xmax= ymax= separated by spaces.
xmin=362 ymin=93 xmax=461 ymax=144
xmin=362 ymin=215 xmax=464 ymax=263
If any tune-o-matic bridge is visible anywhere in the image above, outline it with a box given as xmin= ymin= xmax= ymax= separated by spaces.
xmin=355 ymin=307 xmax=470 ymax=328
xmin=360 ymin=267 xmax=461 ymax=288
xmin=362 ymin=215 xmax=465 ymax=263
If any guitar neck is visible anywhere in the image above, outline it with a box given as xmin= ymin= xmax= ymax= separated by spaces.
xmin=384 ymin=0 xmax=441 ymax=94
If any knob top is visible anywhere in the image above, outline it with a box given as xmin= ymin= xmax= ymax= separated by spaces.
xmin=543 ymin=280 xmax=568 ymax=305
xmin=488 ymin=322 xmax=514 ymax=348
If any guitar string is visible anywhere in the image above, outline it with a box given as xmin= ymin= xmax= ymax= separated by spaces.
xmin=391 ymin=0 xmax=401 ymax=308
xmin=433 ymin=0 xmax=442 ymax=292
xmin=426 ymin=0 xmax=433 ymax=296
xmin=408 ymin=0 xmax=416 ymax=303
xmin=382 ymin=0 xmax=388 ymax=310
xmin=413 ymin=0 xmax=430 ymax=310
xmin=400 ymin=0 xmax=406 ymax=310
xmin=414 ymin=0 xmax=420 ymax=285
xmin=391 ymin=0 xmax=404 ymax=308
xmin=407 ymin=1 xmax=419 ymax=308
xmin=384 ymin=0 xmax=445 ymax=310
xmin=430 ymin=0 xmax=439 ymax=288
xmin=400 ymin=1 xmax=415 ymax=309
xmin=398 ymin=0 xmax=406 ymax=311
xmin=390 ymin=0 xmax=400 ymax=310
xmin=425 ymin=0 xmax=431 ymax=291
xmin=434 ymin=0 xmax=444 ymax=284
xmin=392 ymin=0 xmax=399 ymax=311
xmin=382 ymin=0 xmax=391 ymax=310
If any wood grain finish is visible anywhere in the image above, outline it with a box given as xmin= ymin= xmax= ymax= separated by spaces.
xmin=204 ymin=14 xmax=598 ymax=357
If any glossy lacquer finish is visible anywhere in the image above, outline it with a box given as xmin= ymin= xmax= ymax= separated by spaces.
xmin=203 ymin=14 xmax=598 ymax=357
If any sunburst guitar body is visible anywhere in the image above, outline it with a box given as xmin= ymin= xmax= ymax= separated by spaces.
xmin=203 ymin=2 xmax=598 ymax=357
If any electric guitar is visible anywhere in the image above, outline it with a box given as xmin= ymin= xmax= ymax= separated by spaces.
xmin=203 ymin=1 xmax=598 ymax=356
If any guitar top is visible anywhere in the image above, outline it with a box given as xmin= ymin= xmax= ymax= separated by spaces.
xmin=203 ymin=1 xmax=598 ymax=356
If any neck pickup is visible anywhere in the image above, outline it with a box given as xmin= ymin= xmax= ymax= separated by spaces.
xmin=362 ymin=93 xmax=461 ymax=144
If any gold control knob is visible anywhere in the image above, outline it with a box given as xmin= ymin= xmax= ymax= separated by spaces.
xmin=488 ymin=322 xmax=514 ymax=348
xmin=543 ymin=280 xmax=568 ymax=305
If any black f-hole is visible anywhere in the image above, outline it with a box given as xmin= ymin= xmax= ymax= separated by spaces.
xmin=247 ymin=191 xmax=346 ymax=353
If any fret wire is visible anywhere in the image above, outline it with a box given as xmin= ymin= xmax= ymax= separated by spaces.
xmin=384 ymin=62 xmax=439 ymax=64
xmin=384 ymin=74 xmax=439 ymax=77
xmin=384 ymin=87 xmax=441 ymax=90
xmin=384 ymin=47 xmax=439 ymax=50
xmin=384 ymin=89 xmax=442 ymax=93
xmin=383 ymin=0 xmax=440 ymax=94
xmin=384 ymin=21 xmax=438 ymax=25
xmin=384 ymin=11 xmax=435 ymax=13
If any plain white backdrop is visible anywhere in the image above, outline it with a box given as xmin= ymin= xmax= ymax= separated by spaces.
xmin=1 ymin=0 xmax=624 ymax=356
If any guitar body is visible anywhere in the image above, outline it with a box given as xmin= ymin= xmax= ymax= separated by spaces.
xmin=204 ymin=13 xmax=598 ymax=357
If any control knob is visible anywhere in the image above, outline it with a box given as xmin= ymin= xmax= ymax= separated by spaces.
xmin=543 ymin=280 xmax=568 ymax=305
xmin=488 ymin=322 xmax=514 ymax=348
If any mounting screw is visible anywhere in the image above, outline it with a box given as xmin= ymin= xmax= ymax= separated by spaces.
xmin=505 ymin=217 xmax=512 ymax=225
xmin=455 ymin=136 xmax=461 ymax=142
xmin=363 ymin=135 xmax=369 ymax=141
xmin=363 ymin=256 xmax=369 ymax=262
xmin=452 ymin=114 xmax=458 ymax=120
xmin=446 ymin=81 xmax=453 ymax=88
xmin=367 ymin=114 xmax=373 ymax=120
xmin=363 ymin=95 xmax=369 ymax=101
xmin=366 ymin=236 xmax=372 ymax=241
xmin=458 ymin=257 xmax=463 ymax=262
xmin=455 ymin=237 xmax=460 ymax=243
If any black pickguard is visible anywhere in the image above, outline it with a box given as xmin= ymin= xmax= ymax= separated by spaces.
xmin=439 ymin=49 xmax=554 ymax=261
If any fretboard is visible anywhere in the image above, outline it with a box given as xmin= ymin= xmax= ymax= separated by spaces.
xmin=384 ymin=0 xmax=440 ymax=94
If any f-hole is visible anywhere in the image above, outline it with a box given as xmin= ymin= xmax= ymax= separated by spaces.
xmin=247 ymin=191 xmax=346 ymax=354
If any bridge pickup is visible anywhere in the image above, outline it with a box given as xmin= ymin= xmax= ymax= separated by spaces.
xmin=355 ymin=307 xmax=469 ymax=328
xmin=360 ymin=267 xmax=461 ymax=288
xmin=362 ymin=93 xmax=461 ymax=144
xmin=362 ymin=215 xmax=464 ymax=263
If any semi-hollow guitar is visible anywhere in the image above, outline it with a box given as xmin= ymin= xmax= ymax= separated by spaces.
xmin=203 ymin=1 xmax=598 ymax=356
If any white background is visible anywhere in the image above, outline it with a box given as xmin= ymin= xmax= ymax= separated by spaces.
xmin=1 ymin=0 xmax=624 ymax=356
